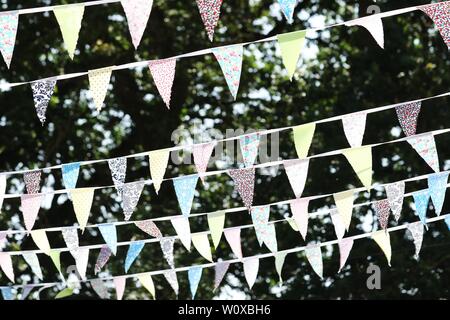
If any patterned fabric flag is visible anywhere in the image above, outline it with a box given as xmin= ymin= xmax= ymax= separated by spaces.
xmin=0 ymin=11 xmax=19 ymax=68
xmin=61 ymin=162 xmax=81 ymax=190
xmin=193 ymin=142 xmax=216 ymax=181
xmin=284 ymin=159 xmax=309 ymax=198
xmin=114 ymin=276 xmax=126 ymax=300
xmin=148 ymin=58 xmax=177 ymax=109
xmin=173 ymin=175 xmax=199 ymax=217
xmin=427 ymin=172 xmax=449 ymax=216
xmin=445 ymin=216 xmax=450 ymax=230
xmin=275 ymin=252 xmax=287 ymax=284
xmin=0 ymin=287 xmax=13 ymax=300
xmin=346 ymin=16 xmax=385 ymax=48
xmin=188 ymin=266 xmax=203 ymax=299
xmin=290 ymin=198 xmax=309 ymax=240
xmin=292 ymin=123 xmax=316 ymax=159
xmin=121 ymin=0 xmax=153 ymax=49
xmin=228 ymin=168 xmax=255 ymax=210
xmin=30 ymin=79 xmax=57 ymax=125
xmin=342 ymin=112 xmax=367 ymax=148
xmin=108 ymin=157 xmax=127 ymax=196
xmin=333 ymin=190 xmax=354 ymax=231
xmin=372 ymin=230 xmax=391 ymax=266
xmin=74 ymin=247 xmax=90 ymax=280
xmin=407 ymin=222 xmax=424 ymax=260
xmin=90 ymin=279 xmax=109 ymax=299
xmin=160 ymin=237 xmax=175 ymax=269
xmin=20 ymin=194 xmax=44 ymax=232
xmin=373 ymin=199 xmax=391 ymax=230
xmin=207 ymin=210 xmax=226 ymax=249
xmin=385 ymin=181 xmax=405 ymax=222
xmin=30 ymin=230 xmax=51 ymax=256
xmin=420 ymin=2 xmax=450 ymax=49
xmin=0 ymin=174 xmax=6 ymax=212
xmin=250 ymin=206 xmax=278 ymax=252
xmin=224 ymin=228 xmax=242 ymax=259
xmin=243 ymin=257 xmax=259 ymax=289
xmin=70 ymin=188 xmax=95 ymax=232
xmin=413 ymin=190 xmax=430 ymax=228
xmin=148 ymin=149 xmax=170 ymax=194
xmin=0 ymin=252 xmax=15 ymax=282
xmin=305 ymin=245 xmax=323 ymax=279
xmin=53 ymin=4 xmax=85 ymax=59
xmin=94 ymin=245 xmax=112 ymax=275
xmin=61 ymin=227 xmax=79 ymax=258
xmin=121 ymin=181 xmax=145 ymax=221
xmin=20 ymin=285 xmax=34 ymax=300
xmin=214 ymin=261 xmax=230 ymax=291
xmin=330 ymin=208 xmax=346 ymax=240
xmin=342 ymin=146 xmax=372 ymax=190
xmin=98 ymin=224 xmax=117 ymax=255
xmin=137 ymin=274 xmax=155 ymax=299
xmin=278 ymin=0 xmax=298 ymax=24
xmin=135 ymin=219 xmax=162 ymax=238
xmin=163 ymin=270 xmax=179 ymax=296
xmin=238 ymin=133 xmax=260 ymax=168
xmin=212 ymin=45 xmax=244 ymax=99
xmin=88 ymin=66 xmax=113 ymax=112
xmin=395 ymin=102 xmax=421 ymax=137
xmin=24 ymin=170 xmax=41 ymax=194
xmin=407 ymin=133 xmax=440 ymax=173
xmin=338 ymin=238 xmax=354 ymax=272
xmin=124 ymin=241 xmax=145 ymax=273
xmin=170 ymin=216 xmax=191 ymax=251
xmin=277 ymin=30 xmax=307 ymax=80
xmin=192 ymin=233 xmax=213 ymax=262
xmin=195 ymin=0 xmax=223 ymax=41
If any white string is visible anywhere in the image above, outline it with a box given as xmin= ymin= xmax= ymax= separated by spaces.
xmin=3 ymin=0 xmax=122 ymax=15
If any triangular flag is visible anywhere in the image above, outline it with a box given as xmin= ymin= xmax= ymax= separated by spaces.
xmin=224 ymin=228 xmax=242 ymax=259
xmin=137 ymin=274 xmax=155 ymax=299
xmin=134 ymin=219 xmax=162 ymax=238
xmin=55 ymin=288 xmax=73 ymax=299
xmin=171 ymin=216 xmax=191 ymax=251
xmin=373 ymin=199 xmax=391 ymax=230
xmin=207 ymin=210 xmax=226 ymax=249
xmin=0 ymin=174 xmax=6 ymax=212
xmin=192 ymin=233 xmax=213 ymax=262
xmin=121 ymin=181 xmax=145 ymax=221
xmin=148 ymin=58 xmax=177 ymax=108
xmin=20 ymin=194 xmax=44 ymax=232
xmin=148 ymin=149 xmax=170 ymax=194
xmin=277 ymin=30 xmax=307 ymax=80
xmin=98 ymin=224 xmax=117 ymax=255
xmin=385 ymin=181 xmax=405 ymax=222
xmin=342 ymin=112 xmax=367 ymax=148
xmin=342 ymin=146 xmax=372 ymax=190
xmin=445 ymin=216 xmax=450 ymax=230
xmin=212 ymin=44 xmax=244 ymax=99
xmin=70 ymin=188 xmax=95 ymax=232
xmin=21 ymin=285 xmax=34 ymax=300
xmin=395 ymin=102 xmax=421 ymax=137
xmin=420 ymin=2 xmax=450 ymax=49
xmin=0 ymin=11 xmax=19 ymax=68
xmin=275 ymin=252 xmax=287 ymax=284
xmin=30 ymin=79 xmax=57 ymax=125
xmin=30 ymin=230 xmax=51 ymax=256
xmin=49 ymin=251 xmax=62 ymax=275
xmin=243 ymin=257 xmax=259 ymax=289
xmin=61 ymin=227 xmax=79 ymax=258
xmin=188 ymin=266 xmax=203 ymax=299
xmin=407 ymin=222 xmax=424 ymax=260
xmin=61 ymin=162 xmax=81 ymax=190
xmin=195 ymin=0 xmax=223 ymax=41
xmin=173 ymin=175 xmax=199 ymax=217
xmin=124 ymin=241 xmax=145 ymax=273
xmin=250 ymin=206 xmax=278 ymax=252
xmin=346 ymin=16 xmax=384 ymax=48
xmin=114 ymin=276 xmax=126 ymax=300
xmin=333 ymin=190 xmax=354 ymax=231
xmin=121 ymin=0 xmax=153 ymax=49
xmin=0 ymin=252 xmax=14 ymax=282
xmin=290 ymin=198 xmax=309 ymax=240
xmin=53 ymin=4 xmax=85 ymax=59
xmin=90 ymin=279 xmax=109 ymax=299
xmin=277 ymin=0 xmax=298 ymax=24
xmin=305 ymin=245 xmax=323 ymax=279
xmin=24 ymin=170 xmax=41 ymax=194
xmin=292 ymin=123 xmax=316 ymax=159
xmin=238 ymin=133 xmax=260 ymax=168
xmin=0 ymin=287 xmax=14 ymax=300
xmin=372 ymin=230 xmax=391 ymax=266
xmin=108 ymin=157 xmax=127 ymax=196
xmin=413 ymin=190 xmax=430 ymax=228
xmin=163 ymin=270 xmax=179 ymax=296
xmin=88 ymin=66 xmax=113 ymax=112
xmin=193 ymin=142 xmax=216 ymax=181
xmin=160 ymin=237 xmax=175 ymax=269
xmin=407 ymin=133 xmax=440 ymax=173
xmin=73 ymin=247 xmax=89 ymax=280
xmin=94 ymin=245 xmax=112 ymax=274
xmin=428 ymin=172 xmax=449 ymax=216
xmin=338 ymin=238 xmax=354 ymax=272
xmin=330 ymin=208 xmax=346 ymax=240
xmin=214 ymin=261 xmax=230 ymax=291
xmin=228 ymin=168 xmax=255 ymax=210
xmin=284 ymin=159 xmax=309 ymax=198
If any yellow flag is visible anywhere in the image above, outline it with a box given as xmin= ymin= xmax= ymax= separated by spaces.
xmin=88 ymin=66 xmax=114 ymax=112
xmin=207 ymin=211 xmax=226 ymax=249
xmin=49 ymin=250 xmax=61 ymax=273
xmin=277 ymin=30 xmax=307 ymax=80
xmin=148 ymin=149 xmax=170 ymax=194
xmin=342 ymin=146 xmax=372 ymax=190
xmin=30 ymin=230 xmax=51 ymax=255
xmin=191 ymin=233 xmax=213 ymax=262
xmin=53 ymin=4 xmax=85 ymax=59
xmin=372 ymin=230 xmax=392 ymax=266
xmin=333 ymin=190 xmax=354 ymax=231
xmin=137 ymin=274 xmax=155 ymax=299
xmin=70 ymin=188 xmax=95 ymax=232
xmin=292 ymin=123 xmax=316 ymax=159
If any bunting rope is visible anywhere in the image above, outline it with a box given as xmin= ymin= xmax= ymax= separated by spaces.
xmin=1 ymin=0 xmax=121 ymax=15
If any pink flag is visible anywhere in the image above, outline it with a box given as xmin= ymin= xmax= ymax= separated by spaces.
xmin=0 ymin=252 xmax=14 ymax=282
xmin=121 ymin=0 xmax=153 ymax=49
xmin=224 ymin=228 xmax=242 ymax=259
xmin=395 ymin=102 xmax=421 ymax=137
xmin=228 ymin=168 xmax=255 ymax=210
xmin=420 ymin=2 xmax=450 ymax=49
xmin=284 ymin=159 xmax=309 ymax=198
xmin=338 ymin=238 xmax=354 ymax=272
xmin=148 ymin=58 xmax=177 ymax=109
xmin=193 ymin=142 xmax=216 ymax=181
xmin=114 ymin=276 xmax=126 ymax=300
xmin=290 ymin=198 xmax=309 ymax=240
xmin=373 ymin=199 xmax=391 ymax=230
xmin=20 ymin=194 xmax=44 ymax=232
xmin=196 ymin=0 xmax=223 ymax=41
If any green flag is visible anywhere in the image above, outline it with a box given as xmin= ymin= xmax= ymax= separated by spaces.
xmin=207 ymin=210 xmax=226 ymax=249
xmin=342 ymin=146 xmax=373 ymax=191
xmin=277 ymin=30 xmax=307 ymax=80
xmin=53 ymin=4 xmax=85 ymax=59
xmin=292 ymin=123 xmax=316 ymax=159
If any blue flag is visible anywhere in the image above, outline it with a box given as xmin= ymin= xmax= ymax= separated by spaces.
xmin=98 ymin=223 xmax=117 ymax=255
xmin=413 ymin=190 xmax=430 ymax=227
xmin=278 ymin=0 xmax=298 ymax=24
xmin=124 ymin=241 xmax=145 ymax=273
xmin=427 ymin=172 xmax=449 ymax=216
xmin=188 ymin=266 xmax=203 ymax=299
xmin=62 ymin=162 xmax=81 ymax=190
xmin=1 ymin=287 xmax=13 ymax=300
xmin=173 ymin=175 xmax=199 ymax=217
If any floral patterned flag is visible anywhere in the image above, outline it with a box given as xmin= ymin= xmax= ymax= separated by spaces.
xmin=88 ymin=66 xmax=113 ymax=112
xmin=94 ymin=245 xmax=112 ymax=274
xmin=338 ymin=238 xmax=354 ymax=272
xmin=277 ymin=0 xmax=298 ymax=24
xmin=224 ymin=228 xmax=243 ymax=259
xmin=0 ymin=11 xmax=19 ymax=68
xmin=98 ymin=224 xmax=117 ymax=255
xmin=427 ymin=172 xmax=449 ymax=216
xmin=346 ymin=16 xmax=385 ymax=48
xmin=171 ymin=216 xmax=191 ymax=251
xmin=228 ymin=168 xmax=255 ymax=210
xmin=24 ymin=170 xmax=41 ymax=194
xmin=121 ymin=0 xmax=153 ymax=49
xmin=160 ymin=237 xmax=175 ymax=269
xmin=250 ymin=206 xmax=277 ymax=252
xmin=70 ymin=187 xmax=95 ymax=232
xmin=330 ymin=208 xmax=346 ymax=240
xmin=124 ymin=241 xmax=145 ymax=273
xmin=243 ymin=257 xmax=259 ymax=289
xmin=196 ymin=0 xmax=223 ymax=41
xmin=305 ymin=245 xmax=323 ymax=279
xmin=61 ymin=227 xmax=79 ymax=258
xmin=284 ymin=159 xmax=309 ymax=198
xmin=342 ymin=112 xmax=367 ymax=147
xmin=148 ymin=149 xmax=170 ymax=194
xmin=20 ymin=194 xmax=44 ymax=232
xmin=407 ymin=133 xmax=440 ymax=173
xmin=385 ymin=181 xmax=405 ymax=222
xmin=148 ymin=58 xmax=177 ymax=109
xmin=0 ymin=252 xmax=14 ymax=282
xmin=342 ymin=146 xmax=373 ymax=190
xmin=214 ymin=261 xmax=230 ymax=291
xmin=290 ymin=198 xmax=309 ymax=240
xmin=212 ymin=44 xmax=244 ymax=99
xmin=372 ymin=230 xmax=391 ymax=266
xmin=90 ymin=279 xmax=109 ymax=299
xmin=163 ymin=270 xmax=179 ymax=296
xmin=192 ymin=233 xmax=213 ymax=262
xmin=53 ymin=4 xmax=85 ymax=59
xmin=193 ymin=142 xmax=216 ymax=181
xmin=61 ymin=162 xmax=81 ymax=190
xmin=373 ymin=199 xmax=391 ymax=230
xmin=135 ymin=219 xmax=162 ymax=238
xmin=413 ymin=190 xmax=430 ymax=228
xmin=238 ymin=133 xmax=260 ymax=168
xmin=114 ymin=277 xmax=126 ymax=300
xmin=121 ymin=181 xmax=145 ymax=221
xmin=420 ymin=2 xmax=450 ymax=49
xmin=188 ymin=266 xmax=203 ymax=299
xmin=30 ymin=79 xmax=57 ymax=125
xmin=108 ymin=157 xmax=127 ymax=196
xmin=395 ymin=102 xmax=421 ymax=137
xmin=407 ymin=222 xmax=424 ymax=260
xmin=173 ymin=175 xmax=199 ymax=217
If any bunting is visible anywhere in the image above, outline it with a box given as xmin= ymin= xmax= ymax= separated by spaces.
xmin=413 ymin=190 xmax=430 ymax=228
xmin=94 ymin=245 xmax=112 ymax=274
xmin=333 ymin=190 xmax=354 ymax=231
xmin=74 ymin=248 xmax=90 ymax=280
xmin=173 ymin=175 xmax=199 ymax=217
xmin=0 ymin=11 xmax=19 ymax=68
xmin=407 ymin=222 xmax=424 ymax=259
xmin=372 ymin=230 xmax=392 ymax=266
xmin=61 ymin=162 xmax=81 ymax=190
xmin=274 ymin=252 xmax=287 ymax=284
xmin=277 ymin=30 xmax=307 ymax=80
xmin=445 ymin=216 xmax=450 ymax=230
xmin=342 ymin=146 xmax=372 ymax=190
xmin=170 ymin=216 xmax=191 ymax=251
xmin=148 ymin=58 xmax=177 ymax=109
xmin=148 ymin=149 xmax=170 ymax=194
xmin=163 ymin=270 xmax=179 ymax=296
xmin=305 ymin=245 xmax=323 ymax=279
xmin=330 ymin=209 xmax=346 ymax=240
xmin=188 ymin=266 xmax=203 ymax=299
xmin=277 ymin=0 xmax=298 ymax=24
xmin=98 ymin=224 xmax=117 ymax=255
xmin=192 ymin=233 xmax=213 ymax=262
xmin=61 ymin=227 xmax=79 ymax=258
xmin=49 ymin=251 xmax=62 ymax=276
xmin=137 ymin=274 xmax=155 ymax=299
xmin=0 ymin=287 xmax=13 ymax=300
xmin=338 ymin=238 xmax=354 ymax=272
xmin=30 ymin=79 xmax=57 ymax=125
xmin=121 ymin=0 xmax=153 ymax=49
xmin=428 ymin=172 xmax=449 ymax=216
xmin=346 ymin=16 xmax=385 ymax=48
xmin=195 ymin=0 xmax=223 ymax=41
xmin=250 ymin=206 xmax=278 ymax=252
xmin=20 ymin=194 xmax=44 ymax=232
xmin=0 ymin=252 xmax=15 ymax=283
xmin=90 ymin=279 xmax=109 ymax=299
xmin=193 ymin=142 xmax=216 ymax=181
xmin=385 ymin=181 xmax=405 ymax=222
xmin=0 ymin=174 xmax=6 ymax=212
xmin=24 ymin=170 xmax=41 ymax=195
xmin=207 ymin=210 xmax=226 ymax=249
xmin=88 ymin=66 xmax=113 ymax=112
xmin=114 ymin=277 xmax=126 ymax=300
xmin=108 ymin=157 xmax=127 ymax=196
xmin=212 ymin=44 xmax=244 ymax=99
xmin=228 ymin=168 xmax=255 ymax=210
xmin=124 ymin=241 xmax=145 ymax=273
xmin=395 ymin=102 xmax=421 ymax=137
xmin=243 ymin=258 xmax=259 ymax=289
xmin=284 ymin=159 xmax=309 ymax=198
xmin=342 ymin=112 xmax=367 ymax=147
xmin=407 ymin=133 xmax=440 ymax=173
xmin=134 ymin=219 xmax=162 ymax=238
xmin=160 ymin=237 xmax=175 ymax=269
xmin=30 ymin=230 xmax=51 ymax=256
xmin=238 ymin=133 xmax=260 ymax=168
xmin=121 ymin=181 xmax=145 ymax=221
xmin=292 ymin=123 xmax=316 ymax=159
xmin=70 ymin=188 xmax=95 ymax=232
xmin=420 ymin=2 xmax=450 ymax=49
xmin=214 ymin=261 xmax=230 ymax=291
xmin=53 ymin=4 xmax=85 ymax=59
xmin=224 ymin=228 xmax=243 ymax=259
xmin=290 ymin=198 xmax=309 ymax=240
xmin=373 ymin=199 xmax=391 ymax=230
